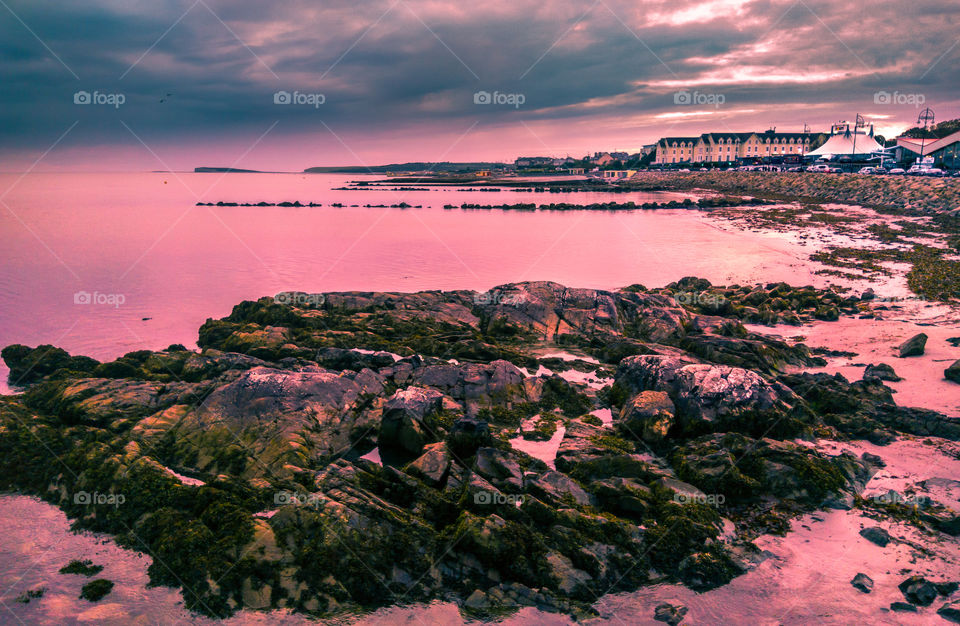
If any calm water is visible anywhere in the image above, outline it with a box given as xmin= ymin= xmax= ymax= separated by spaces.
xmin=0 ymin=172 xmax=809 ymax=389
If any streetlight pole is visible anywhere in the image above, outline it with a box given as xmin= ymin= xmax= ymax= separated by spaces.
xmin=918 ymin=108 xmax=935 ymax=165
xmin=852 ymin=114 xmax=864 ymax=158
xmin=801 ymin=123 xmax=809 ymax=164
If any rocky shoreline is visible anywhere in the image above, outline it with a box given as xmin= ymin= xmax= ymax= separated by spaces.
xmin=2 ymin=278 xmax=959 ymax=622
xmin=624 ymin=171 xmax=960 ymax=214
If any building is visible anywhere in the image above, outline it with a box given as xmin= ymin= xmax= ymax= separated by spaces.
xmin=654 ymin=130 xmax=814 ymax=164
xmin=589 ymin=153 xmax=616 ymax=166
xmin=601 ymin=169 xmax=637 ymax=179
xmin=896 ymin=129 xmax=960 ymax=169
xmin=514 ymin=156 xmax=554 ymax=168
xmin=654 ymin=137 xmax=699 ymax=164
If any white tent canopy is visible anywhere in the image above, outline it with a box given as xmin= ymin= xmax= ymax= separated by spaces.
xmin=808 ymin=124 xmax=882 ymax=158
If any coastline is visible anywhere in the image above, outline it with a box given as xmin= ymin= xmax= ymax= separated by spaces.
xmin=1 ymin=180 xmax=959 ymax=624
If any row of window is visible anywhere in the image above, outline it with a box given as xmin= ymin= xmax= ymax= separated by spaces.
xmin=665 ymin=138 xmax=811 ymax=149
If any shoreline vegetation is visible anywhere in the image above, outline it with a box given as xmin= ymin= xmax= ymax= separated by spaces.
xmin=2 ymin=271 xmax=959 ymax=621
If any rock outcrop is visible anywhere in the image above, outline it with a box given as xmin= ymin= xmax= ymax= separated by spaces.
xmin=0 ymin=279 xmax=943 ymax=621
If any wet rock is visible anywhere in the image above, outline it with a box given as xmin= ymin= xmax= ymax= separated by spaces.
xmin=554 ymin=419 xmax=616 ymax=472
xmin=526 ymin=470 xmax=596 ymax=507
xmin=589 ymin=477 xmax=651 ymax=517
xmin=404 ymin=442 xmax=452 ymax=486
xmin=890 ymin=601 xmax=918 ymax=612
xmin=851 ymin=572 xmax=873 ymax=593
xmin=314 ymin=347 xmax=397 ymax=371
xmin=1 ymin=344 xmax=98 ymax=385
xmin=779 ymin=371 xmax=960 ymax=441
xmin=859 ymin=526 xmax=891 ymax=547
xmin=677 ymin=549 xmax=745 ymax=591
xmin=615 ymin=355 xmax=810 ymax=438
xmin=946 ymin=360 xmax=960 ymax=384
xmin=896 ymin=333 xmax=927 ymax=357
xmin=938 ymin=582 xmax=960 ymax=596
xmin=653 ymin=477 xmax=706 ymax=502
xmin=940 ymin=601 xmax=960 ymax=624
xmin=861 ymin=452 xmax=886 ymax=468
xmin=617 ymin=391 xmax=675 ymax=443
xmin=653 ymin=602 xmax=688 ymax=625
xmin=898 ymin=575 xmax=938 ymax=606
xmin=463 ymin=588 xmax=490 ymax=610
xmin=672 ymin=433 xmax=871 ymax=506
xmin=176 ymin=366 xmax=377 ymax=475
xmin=447 ymin=416 xmax=492 ymax=455
xmin=411 ymin=359 xmax=528 ymax=414
xmin=863 ymin=363 xmax=901 ymax=382
xmin=380 ymin=387 xmax=445 ymax=454
xmin=545 ymin=552 xmax=592 ymax=597
xmin=474 ymin=447 xmax=524 ymax=491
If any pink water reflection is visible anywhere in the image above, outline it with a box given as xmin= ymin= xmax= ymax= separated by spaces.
xmin=0 ymin=172 xmax=813 ymax=386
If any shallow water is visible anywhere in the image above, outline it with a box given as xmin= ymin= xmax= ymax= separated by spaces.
xmin=0 ymin=172 xmax=817 ymax=391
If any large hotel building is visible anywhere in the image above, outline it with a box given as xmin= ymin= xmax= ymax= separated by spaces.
xmin=654 ymin=130 xmax=814 ymax=164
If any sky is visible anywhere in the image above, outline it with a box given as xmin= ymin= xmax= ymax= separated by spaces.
xmin=1 ymin=0 xmax=958 ymax=171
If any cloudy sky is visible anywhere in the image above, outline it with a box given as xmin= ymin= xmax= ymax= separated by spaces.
xmin=2 ymin=0 xmax=958 ymax=171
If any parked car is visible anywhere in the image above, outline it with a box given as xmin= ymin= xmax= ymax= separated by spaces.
xmin=887 ymin=168 xmax=906 ymax=175
xmin=807 ymin=164 xmax=831 ymax=173
xmin=922 ymin=168 xmax=945 ymax=177
xmin=858 ymin=166 xmax=878 ymax=174
xmin=786 ymin=166 xmax=804 ymax=172
xmin=827 ymin=167 xmax=843 ymax=173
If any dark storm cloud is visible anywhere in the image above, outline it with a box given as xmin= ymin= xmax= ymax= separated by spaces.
xmin=1 ymin=0 xmax=958 ymax=167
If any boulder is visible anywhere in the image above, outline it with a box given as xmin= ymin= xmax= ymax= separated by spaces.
xmin=615 ymin=355 xmax=810 ymax=437
xmin=617 ymin=391 xmax=675 ymax=443
xmin=447 ymin=416 xmax=492 ymax=455
xmin=474 ymin=447 xmax=524 ymax=491
xmin=859 ymin=526 xmax=891 ymax=547
xmin=526 ymin=470 xmax=596 ymax=507
xmin=545 ymin=552 xmax=592 ymax=596
xmin=863 ymin=363 xmax=901 ymax=382
xmin=653 ymin=477 xmax=706 ymax=503
xmin=411 ymin=360 xmax=525 ymax=410
xmin=463 ymin=589 xmax=490 ymax=610
xmin=898 ymin=575 xmax=938 ymax=606
xmin=890 ymin=601 xmax=918 ymax=612
xmin=851 ymin=572 xmax=873 ymax=593
xmin=940 ymin=600 xmax=960 ymax=623
xmin=380 ymin=387 xmax=445 ymax=454
xmin=405 ymin=442 xmax=452 ymax=486
xmin=1 ymin=344 xmax=98 ymax=385
xmin=183 ymin=366 xmax=375 ymax=475
xmin=896 ymin=333 xmax=927 ymax=357
xmin=946 ymin=360 xmax=960 ymax=384
xmin=672 ymin=433 xmax=872 ymax=506
xmin=654 ymin=602 xmax=688 ymax=625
